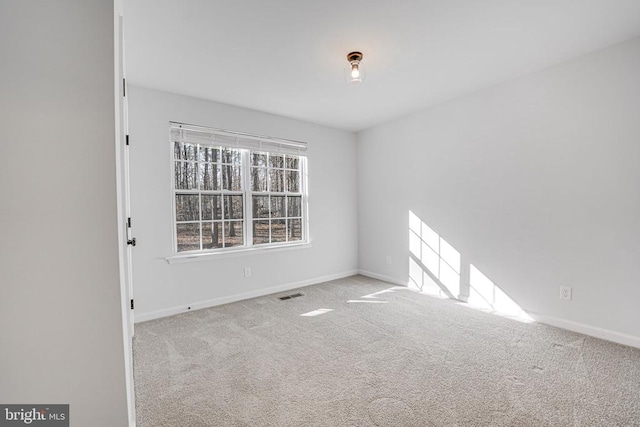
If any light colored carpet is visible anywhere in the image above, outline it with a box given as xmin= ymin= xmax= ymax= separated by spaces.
xmin=134 ymin=275 xmax=640 ymax=426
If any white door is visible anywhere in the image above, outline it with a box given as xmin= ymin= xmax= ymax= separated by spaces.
xmin=120 ymin=17 xmax=135 ymax=339
xmin=116 ymin=12 xmax=136 ymax=425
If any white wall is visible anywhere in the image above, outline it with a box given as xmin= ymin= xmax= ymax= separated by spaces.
xmin=358 ymin=38 xmax=640 ymax=345
xmin=128 ymin=86 xmax=358 ymax=320
xmin=0 ymin=1 xmax=129 ymax=425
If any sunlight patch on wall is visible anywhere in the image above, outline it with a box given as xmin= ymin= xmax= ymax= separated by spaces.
xmin=408 ymin=257 xmax=442 ymax=295
xmin=469 ymin=265 xmax=532 ymax=321
xmin=409 ymin=211 xmax=460 ymax=297
xmin=408 ymin=210 xmax=531 ymax=322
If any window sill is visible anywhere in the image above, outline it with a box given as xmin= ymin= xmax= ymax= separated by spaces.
xmin=165 ymin=242 xmax=312 ymax=264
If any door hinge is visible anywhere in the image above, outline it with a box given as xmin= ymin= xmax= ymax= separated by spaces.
xmin=127 ymin=237 xmax=136 ymax=246
xmin=123 ymin=78 xmax=126 ymax=97
xmin=125 ymin=134 xmax=130 ymax=146
xmin=130 ymin=299 xmax=134 ymax=310
xmin=127 ymin=217 xmax=132 ymax=228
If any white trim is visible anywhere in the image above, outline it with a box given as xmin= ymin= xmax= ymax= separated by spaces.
xmin=528 ymin=312 xmax=640 ymax=349
xmin=166 ymin=242 xmax=312 ymax=264
xmin=134 ymin=270 xmax=358 ymax=323
xmin=358 ymin=269 xmax=408 ymax=287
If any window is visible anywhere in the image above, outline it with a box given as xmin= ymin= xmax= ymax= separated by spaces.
xmin=171 ymin=123 xmax=307 ymax=254
xmin=250 ymin=152 xmax=303 ymax=245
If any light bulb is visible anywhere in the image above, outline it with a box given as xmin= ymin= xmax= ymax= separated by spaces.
xmin=351 ymin=64 xmax=360 ymax=79
xmin=344 ymin=51 xmax=365 ymax=85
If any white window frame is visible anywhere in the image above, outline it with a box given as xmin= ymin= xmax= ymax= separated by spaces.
xmin=168 ymin=122 xmax=309 ymax=262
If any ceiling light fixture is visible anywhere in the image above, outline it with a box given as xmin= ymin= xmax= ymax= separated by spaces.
xmin=345 ymin=51 xmax=365 ymax=85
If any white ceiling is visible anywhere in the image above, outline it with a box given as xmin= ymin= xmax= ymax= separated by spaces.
xmin=124 ymin=0 xmax=640 ymax=132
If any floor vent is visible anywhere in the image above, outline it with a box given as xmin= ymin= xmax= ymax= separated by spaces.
xmin=278 ymin=292 xmax=304 ymax=301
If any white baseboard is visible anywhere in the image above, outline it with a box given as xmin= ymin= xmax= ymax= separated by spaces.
xmin=135 ymin=269 xmax=640 ymax=350
xmin=134 ymin=270 xmax=359 ymax=323
xmin=528 ymin=312 xmax=640 ymax=349
xmin=357 ymin=269 xmax=407 ymax=287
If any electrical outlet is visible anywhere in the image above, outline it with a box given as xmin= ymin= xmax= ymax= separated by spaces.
xmin=244 ymin=267 xmax=252 ymax=278
xmin=386 ymin=256 xmax=392 ymax=265
xmin=560 ymin=286 xmax=572 ymax=300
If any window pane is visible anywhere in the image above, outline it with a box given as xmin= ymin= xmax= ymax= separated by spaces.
xmin=201 ymin=195 xmax=221 ymax=221
xmin=288 ymin=219 xmax=302 ymax=241
xmin=252 ymin=152 xmax=267 ymax=167
xmin=253 ymin=220 xmax=270 ymax=244
xmin=221 ymin=148 xmax=241 ymax=164
xmin=269 ymin=154 xmax=284 ymax=168
xmin=285 ymin=156 xmax=299 ymax=170
xmin=269 ymin=169 xmax=284 ymax=192
xmin=175 ymin=161 xmax=197 ymax=190
xmin=251 ymin=167 xmax=267 ymax=192
xmin=287 ymin=196 xmax=301 ymax=217
xmin=286 ymin=170 xmax=300 ymax=193
xmin=271 ymin=219 xmax=286 ymax=243
xmin=253 ymin=196 xmax=269 ymax=219
xmin=222 ymin=165 xmax=242 ymax=191
xmin=271 ymin=196 xmax=285 ymax=218
xmin=173 ymin=141 xmax=181 ymax=160
xmin=202 ymin=222 xmax=222 ymax=249
xmin=224 ymin=195 xmax=243 ymax=219
xmin=174 ymin=142 xmax=197 ymax=161
xmin=199 ymin=146 xmax=219 ymax=163
xmin=176 ymin=194 xmax=200 ymax=221
xmin=176 ymin=223 xmax=200 ymax=252
xmin=224 ymin=221 xmax=243 ymax=247
xmin=199 ymin=163 xmax=220 ymax=191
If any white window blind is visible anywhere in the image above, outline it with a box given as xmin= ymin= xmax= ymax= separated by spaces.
xmin=170 ymin=122 xmax=307 ymax=156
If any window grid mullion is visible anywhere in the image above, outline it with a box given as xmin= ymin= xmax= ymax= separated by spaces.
xmin=221 ymin=194 xmax=226 ymax=247
xmin=197 ymin=145 xmax=203 ymax=251
xmin=243 ymin=151 xmax=253 ymax=247
xmin=268 ymin=195 xmax=272 ymax=243
xmin=198 ymin=193 xmax=203 ymax=251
